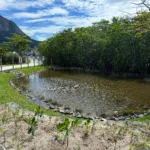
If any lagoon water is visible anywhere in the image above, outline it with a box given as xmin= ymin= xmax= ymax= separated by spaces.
xmin=15 ymin=70 xmax=150 ymax=116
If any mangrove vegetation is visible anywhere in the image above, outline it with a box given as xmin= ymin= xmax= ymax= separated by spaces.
xmin=38 ymin=11 xmax=150 ymax=75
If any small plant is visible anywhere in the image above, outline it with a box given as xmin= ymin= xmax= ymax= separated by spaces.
xmin=0 ymin=114 xmax=9 ymax=124
xmin=91 ymin=120 xmax=97 ymax=133
xmin=12 ymin=109 xmax=22 ymax=135
xmin=129 ymin=143 xmax=150 ymax=150
xmin=113 ymin=126 xmax=127 ymax=150
xmin=114 ymin=126 xmax=125 ymax=143
xmin=0 ymin=128 xmax=7 ymax=143
xmin=35 ymin=106 xmax=43 ymax=117
xmin=56 ymin=118 xmax=81 ymax=149
xmin=24 ymin=117 xmax=38 ymax=136
xmin=83 ymin=119 xmax=91 ymax=138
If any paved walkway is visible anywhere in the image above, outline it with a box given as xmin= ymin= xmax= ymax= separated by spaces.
xmin=1 ymin=59 xmax=42 ymax=71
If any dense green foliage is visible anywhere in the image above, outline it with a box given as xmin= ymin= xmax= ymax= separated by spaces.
xmin=38 ymin=12 xmax=150 ymax=75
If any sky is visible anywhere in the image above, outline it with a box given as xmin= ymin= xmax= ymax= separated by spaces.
xmin=0 ymin=0 xmax=149 ymax=41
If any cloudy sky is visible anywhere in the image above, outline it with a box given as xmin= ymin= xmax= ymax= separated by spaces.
xmin=0 ymin=0 xmax=149 ymax=41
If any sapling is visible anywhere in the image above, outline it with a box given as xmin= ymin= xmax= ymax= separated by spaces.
xmin=0 ymin=114 xmax=9 ymax=125
xmin=91 ymin=120 xmax=97 ymax=133
xmin=56 ymin=118 xmax=81 ymax=149
xmin=0 ymin=128 xmax=7 ymax=143
xmin=12 ymin=109 xmax=23 ymax=135
xmin=24 ymin=117 xmax=38 ymax=136
xmin=83 ymin=119 xmax=91 ymax=138
xmin=114 ymin=126 xmax=125 ymax=143
xmin=113 ymin=126 xmax=125 ymax=150
xmin=35 ymin=106 xmax=43 ymax=117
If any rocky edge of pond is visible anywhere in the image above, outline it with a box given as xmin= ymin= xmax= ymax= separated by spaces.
xmin=7 ymin=69 xmax=150 ymax=122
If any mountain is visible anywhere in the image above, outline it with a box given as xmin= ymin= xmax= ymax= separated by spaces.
xmin=0 ymin=15 xmax=39 ymax=47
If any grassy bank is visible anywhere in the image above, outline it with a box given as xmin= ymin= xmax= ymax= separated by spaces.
xmin=0 ymin=66 xmax=58 ymax=116
xmin=14 ymin=65 xmax=46 ymax=75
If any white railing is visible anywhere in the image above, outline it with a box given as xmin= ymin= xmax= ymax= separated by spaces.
xmin=0 ymin=56 xmax=43 ymax=71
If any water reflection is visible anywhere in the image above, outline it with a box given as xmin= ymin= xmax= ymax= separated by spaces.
xmin=14 ymin=70 xmax=150 ymax=116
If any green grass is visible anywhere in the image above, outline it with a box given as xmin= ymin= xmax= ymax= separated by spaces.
xmin=14 ymin=66 xmax=46 ymax=75
xmin=132 ymin=115 xmax=150 ymax=122
xmin=0 ymin=66 xmax=59 ymax=116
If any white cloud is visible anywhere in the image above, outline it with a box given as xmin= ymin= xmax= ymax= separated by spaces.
xmin=25 ymin=0 xmax=143 ymax=28
xmin=13 ymin=7 xmax=69 ymax=19
xmin=62 ymin=0 xmax=149 ymax=18
xmin=35 ymin=35 xmax=49 ymax=41
xmin=20 ymin=25 xmax=66 ymax=37
xmin=25 ymin=16 xmax=103 ymax=28
xmin=0 ymin=0 xmax=54 ymax=10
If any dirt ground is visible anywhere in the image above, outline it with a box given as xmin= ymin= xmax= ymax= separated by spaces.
xmin=0 ymin=104 xmax=150 ymax=150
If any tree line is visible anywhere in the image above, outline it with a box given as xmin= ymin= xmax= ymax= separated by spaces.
xmin=38 ymin=11 xmax=150 ymax=75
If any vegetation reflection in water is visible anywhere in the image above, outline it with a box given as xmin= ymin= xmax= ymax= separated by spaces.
xmin=15 ymin=70 xmax=150 ymax=117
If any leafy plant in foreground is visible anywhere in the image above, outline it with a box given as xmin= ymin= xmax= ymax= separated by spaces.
xmin=35 ymin=106 xmax=43 ymax=117
xmin=83 ymin=119 xmax=91 ymax=138
xmin=56 ymin=118 xmax=82 ymax=149
xmin=24 ymin=117 xmax=38 ymax=136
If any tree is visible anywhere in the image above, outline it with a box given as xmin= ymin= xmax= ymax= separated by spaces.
xmin=6 ymin=34 xmax=31 ymax=68
xmin=6 ymin=34 xmax=31 ymax=55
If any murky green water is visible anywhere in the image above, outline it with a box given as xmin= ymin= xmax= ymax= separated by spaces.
xmin=15 ymin=70 xmax=150 ymax=116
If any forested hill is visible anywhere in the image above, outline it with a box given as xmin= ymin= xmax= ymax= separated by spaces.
xmin=38 ymin=11 xmax=150 ymax=75
xmin=0 ymin=15 xmax=39 ymax=48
